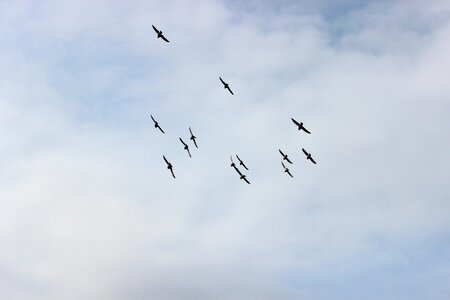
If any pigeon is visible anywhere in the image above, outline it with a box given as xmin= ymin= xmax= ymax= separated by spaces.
xmin=152 ymin=25 xmax=170 ymax=43
xmin=291 ymin=118 xmax=311 ymax=134
xmin=189 ymin=127 xmax=198 ymax=148
xmin=219 ymin=77 xmax=234 ymax=95
xmin=281 ymin=161 xmax=293 ymax=178
xmin=163 ymin=155 xmax=175 ymax=178
xmin=236 ymin=154 xmax=249 ymax=170
xmin=230 ymin=155 xmax=240 ymax=173
xmin=179 ymin=138 xmax=191 ymax=158
xmin=234 ymin=166 xmax=250 ymax=184
xmin=151 ymin=115 xmax=165 ymax=134
xmin=302 ymin=148 xmax=316 ymax=164
xmin=279 ymin=149 xmax=293 ymax=164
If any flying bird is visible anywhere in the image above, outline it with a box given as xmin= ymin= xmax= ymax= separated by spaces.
xmin=236 ymin=154 xmax=249 ymax=170
xmin=234 ymin=166 xmax=250 ymax=184
xmin=189 ymin=127 xmax=198 ymax=148
xmin=281 ymin=161 xmax=294 ymax=178
xmin=302 ymin=148 xmax=317 ymax=164
xmin=219 ymin=77 xmax=234 ymax=95
xmin=150 ymin=115 xmax=165 ymax=134
xmin=279 ymin=149 xmax=293 ymax=164
xmin=163 ymin=155 xmax=175 ymax=178
xmin=179 ymin=138 xmax=191 ymax=158
xmin=152 ymin=25 xmax=170 ymax=43
xmin=291 ymin=118 xmax=311 ymax=134
xmin=230 ymin=155 xmax=240 ymax=173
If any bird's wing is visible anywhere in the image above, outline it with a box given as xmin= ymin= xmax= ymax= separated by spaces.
xmin=161 ymin=35 xmax=169 ymax=43
xmin=310 ymin=157 xmax=317 ymax=164
xmin=242 ymin=163 xmax=248 ymax=170
xmin=302 ymin=127 xmax=311 ymax=134
xmin=279 ymin=149 xmax=285 ymax=156
xmin=291 ymin=118 xmax=300 ymax=126
xmin=170 ymin=168 xmax=176 ymax=178
xmin=163 ymin=155 xmax=169 ymax=164
xmin=179 ymin=138 xmax=186 ymax=146
xmin=219 ymin=77 xmax=226 ymax=85
xmin=158 ymin=126 xmax=165 ymax=134
xmin=230 ymin=155 xmax=234 ymax=163
xmin=152 ymin=25 xmax=159 ymax=34
xmin=243 ymin=177 xmax=250 ymax=184
xmin=151 ymin=114 xmax=156 ymax=122
xmin=302 ymin=148 xmax=308 ymax=156
xmin=192 ymin=139 xmax=198 ymax=148
xmin=227 ymin=87 xmax=234 ymax=95
xmin=187 ymin=148 xmax=191 ymax=158
xmin=286 ymin=157 xmax=293 ymax=164
xmin=287 ymin=170 xmax=293 ymax=178
xmin=189 ymin=127 xmax=193 ymax=135
xmin=281 ymin=161 xmax=286 ymax=169
xmin=234 ymin=166 xmax=243 ymax=176
xmin=236 ymin=154 xmax=242 ymax=163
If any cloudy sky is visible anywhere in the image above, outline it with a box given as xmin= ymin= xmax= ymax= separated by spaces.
xmin=1 ymin=0 xmax=449 ymax=299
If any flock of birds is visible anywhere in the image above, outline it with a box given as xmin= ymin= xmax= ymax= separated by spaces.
xmin=151 ymin=25 xmax=317 ymax=183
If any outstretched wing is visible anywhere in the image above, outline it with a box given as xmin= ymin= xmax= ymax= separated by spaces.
xmin=150 ymin=114 xmax=156 ymax=123
xmin=310 ymin=157 xmax=317 ymax=164
xmin=279 ymin=149 xmax=285 ymax=156
xmin=219 ymin=77 xmax=226 ymax=85
xmin=189 ymin=126 xmax=193 ymax=135
xmin=243 ymin=177 xmax=250 ymax=184
xmin=187 ymin=148 xmax=192 ymax=158
xmin=161 ymin=34 xmax=170 ymax=43
xmin=158 ymin=126 xmax=165 ymax=134
xmin=179 ymin=138 xmax=187 ymax=146
xmin=234 ymin=166 xmax=243 ymax=176
xmin=192 ymin=138 xmax=198 ymax=148
xmin=281 ymin=161 xmax=286 ymax=170
xmin=170 ymin=168 xmax=176 ymax=178
xmin=236 ymin=154 xmax=242 ymax=163
xmin=287 ymin=170 xmax=293 ymax=178
xmin=291 ymin=118 xmax=300 ymax=126
xmin=227 ymin=86 xmax=234 ymax=95
xmin=302 ymin=127 xmax=311 ymax=134
xmin=302 ymin=148 xmax=308 ymax=156
xmin=152 ymin=25 xmax=159 ymax=34
xmin=163 ymin=155 xmax=169 ymax=165
xmin=242 ymin=162 xmax=248 ymax=170
xmin=286 ymin=157 xmax=293 ymax=164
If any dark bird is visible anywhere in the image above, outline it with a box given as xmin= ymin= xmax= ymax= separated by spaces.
xmin=230 ymin=155 xmax=240 ymax=173
xmin=291 ymin=118 xmax=311 ymax=134
xmin=163 ymin=155 xmax=175 ymax=178
xmin=281 ymin=161 xmax=294 ymax=178
xmin=179 ymin=138 xmax=191 ymax=158
xmin=152 ymin=25 xmax=170 ymax=43
xmin=219 ymin=77 xmax=234 ymax=95
xmin=189 ymin=127 xmax=198 ymax=148
xmin=302 ymin=148 xmax=317 ymax=164
xmin=234 ymin=166 xmax=250 ymax=184
xmin=279 ymin=149 xmax=293 ymax=164
xmin=150 ymin=115 xmax=165 ymax=134
xmin=236 ymin=154 xmax=249 ymax=170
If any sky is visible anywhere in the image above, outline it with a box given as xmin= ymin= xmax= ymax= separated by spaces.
xmin=0 ymin=0 xmax=449 ymax=299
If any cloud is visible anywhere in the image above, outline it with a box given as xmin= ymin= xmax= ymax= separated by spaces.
xmin=0 ymin=0 xmax=449 ymax=299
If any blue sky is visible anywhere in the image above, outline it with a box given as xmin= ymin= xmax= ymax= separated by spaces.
xmin=0 ymin=0 xmax=449 ymax=299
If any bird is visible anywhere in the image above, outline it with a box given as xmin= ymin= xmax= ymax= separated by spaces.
xmin=179 ymin=138 xmax=191 ymax=158
xmin=236 ymin=154 xmax=249 ymax=170
xmin=291 ymin=118 xmax=311 ymax=134
xmin=279 ymin=149 xmax=293 ymax=164
xmin=302 ymin=148 xmax=317 ymax=164
xmin=163 ymin=155 xmax=175 ymax=178
xmin=281 ymin=161 xmax=293 ymax=178
xmin=230 ymin=155 xmax=240 ymax=173
xmin=150 ymin=115 xmax=165 ymax=134
xmin=152 ymin=25 xmax=170 ymax=43
xmin=234 ymin=166 xmax=250 ymax=184
xmin=219 ymin=77 xmax=234 ymax=95
xmin=189 ymin=127 xmax=198 ymax=148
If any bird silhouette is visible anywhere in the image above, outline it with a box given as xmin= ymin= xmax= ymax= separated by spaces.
xmin=150 ymin=115 xmax=165 ymax=134
xmin=291 ymin=118 xmax=311 ymax=134
xmin=279 ymin=149 xmax=293 ymax=164
xmin=281 ymin=161 xmax=294 ymax=178
xmin=234 ymin=166 xmax=250 ymax=184
xmin=236 ymin=154 xmax=249 ymax=170
xmin=152 ymin=25 xmax=169 ymax=43
xmin=219 ymin=77 xmax=234 ymax=95
xmin=179 ymin=138 xmax=191 ymax=158
xmin=163 ymin=155 xmax=175 ymax=178
xmin=302 ymin=148 xmax=317 ymax=164
xmin=189 ymin=127 xmax=198 ymax=148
